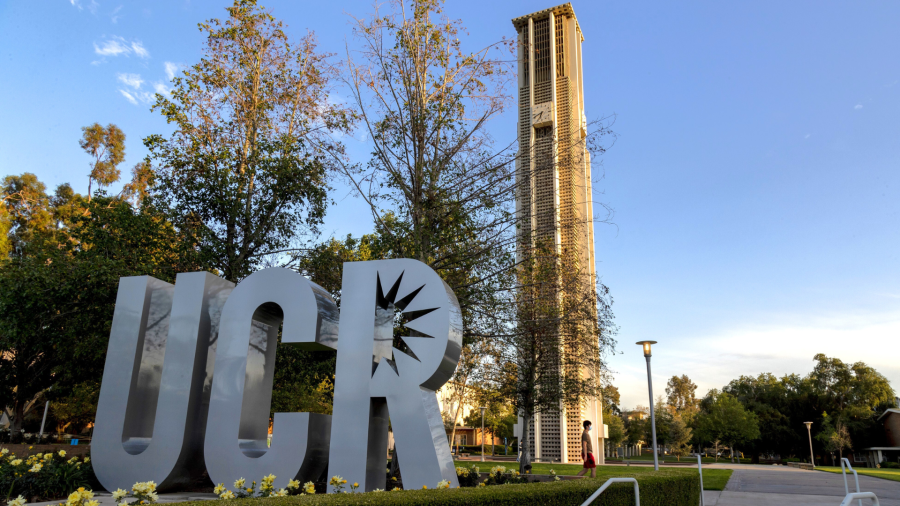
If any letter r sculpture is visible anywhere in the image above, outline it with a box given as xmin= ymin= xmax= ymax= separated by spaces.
xmin=328 ymin=259 xmax=463 ymax=491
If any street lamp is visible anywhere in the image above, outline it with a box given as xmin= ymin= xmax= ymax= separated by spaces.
xmin=479 ymin=407 xmax=487 ymax=462
xmin=804 ymin=422 xmax=815 ymax=467
xmin=636 ymin=341 xmax=659 ymax=471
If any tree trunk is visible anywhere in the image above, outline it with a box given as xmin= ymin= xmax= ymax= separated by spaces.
xmin=10 ymin=402 xmax=25 ymax=433
xmin=519 ymin=411 xmax=532 ymax=474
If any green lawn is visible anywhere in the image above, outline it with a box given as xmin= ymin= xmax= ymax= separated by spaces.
xmin=816 ymin=466 xmax=900 ymax=483
xmin=525 ymin=463 xmax=732 ymax=490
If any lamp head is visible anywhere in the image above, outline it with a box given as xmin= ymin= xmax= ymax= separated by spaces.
xmin=804 ymin=421 xmax=813 ymax=429
xmin=635 ymin=341 xmax=657 ymax=357
xmin=479 ymin=406 xmax=487 ymax=413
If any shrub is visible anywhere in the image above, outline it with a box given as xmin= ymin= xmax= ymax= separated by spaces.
xmin=0 ymin=448 xmax=93 ymax=503
xmin=880 ymin=461 xmax=899 ymax=469
xmin=197 ymin=470 xmax=699 ymax=506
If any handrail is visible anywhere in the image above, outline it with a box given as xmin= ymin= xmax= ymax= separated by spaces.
xmin=840 ymin=492 xmax=880 ymax=506
xmin=579 ymin=477 xmax=640 ymax=506
xmin=841 ymin=457 xmax=862 ymax=506
xmin=696 ymin=454 xmax=705 ymax=506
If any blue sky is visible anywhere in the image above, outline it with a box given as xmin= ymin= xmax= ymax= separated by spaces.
xmin=1 ymin=0 xmax=898 ymax=410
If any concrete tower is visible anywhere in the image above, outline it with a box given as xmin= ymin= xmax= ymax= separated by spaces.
xmin=511 ymin=3 xmax=603 ymax=464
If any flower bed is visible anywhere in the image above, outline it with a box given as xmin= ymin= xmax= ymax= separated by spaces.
xmin=0 ymin=447 xmax=94 ymax=505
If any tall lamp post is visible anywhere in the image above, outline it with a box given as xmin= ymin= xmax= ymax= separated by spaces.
xmin=637 ymin=341 xmax=659 ymax=471
xmin=804 ymin=422 xmax=815 ymax=467
xmin=480 ymin=406 xmax=487 ymax=462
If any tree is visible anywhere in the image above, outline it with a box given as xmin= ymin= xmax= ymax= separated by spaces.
xmin=666 ymin=374 xmax=699 ymax=423
xmin=605 ymin=414 xmax=626 ymax=452
xmin=51 ymin=381 xmax=100 ymax=434
xmin=146 ymin=0 xmax=352 ymax=282
xmin=723 ymin=373 xmax=795 ymax=462
xmin=489 ymin=242 xmax=617 ymax=472
xmin=601 ymin=384 xmax=622 ymax=416
xmin=668 ymin=413 xmax=693 ymax=461
xmin=695 ymin=390 xmax=760 ymax=463
xmin=1 ymin=173 xmax=54 ymax=256
xmin=79 ymin=123 xmax=126 ymax=199
xmin=338 ymin=0 xmax=527 ymax=358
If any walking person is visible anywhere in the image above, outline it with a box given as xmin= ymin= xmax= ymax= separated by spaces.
xmin=576 ymin=420 xmax=596 ymax=478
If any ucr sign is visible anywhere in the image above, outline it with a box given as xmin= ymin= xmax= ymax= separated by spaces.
xmin=91 ymin=260 xmax=462 ymax=493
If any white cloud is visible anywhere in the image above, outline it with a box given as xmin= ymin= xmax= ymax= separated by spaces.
xmin=94 ymin=36 xmax=130 ymax=57
xmin=93 ymin=36 xmax=149 ymax=59
xmin=163 ymin=61 xmax=179 ymax=81
xmin=131 ymin=41 xmax=149 ymax=58
xmin=855 ymin=104 xmax=863 ymax=110
xmin=118 ymin=89 xmax=138 ymax=105
xmin=804 ymin=134 xmax=810 ymax=139
xmin=612 ymin=309 xmax=900 ymax=410
xmin=116 ymin=72 xmax=143 ymax=89
xmin=111 ymin=5 xmax=122 ymax=23
xmin=70 ymin=0 xmax=82 ymax=10
xmin=153 ymin=82 xmax=171 ymax=97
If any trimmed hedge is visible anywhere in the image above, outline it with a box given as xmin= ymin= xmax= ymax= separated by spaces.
xmin=194 ymin=471 xmax=699 ymax=506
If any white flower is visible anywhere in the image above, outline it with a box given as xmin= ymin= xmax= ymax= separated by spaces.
xmin=58 ymin=450 xmax=67 ymax=458
xmin=112 ymin=489 xmax=128 ymax=501
xmin=234 ymin=478 xmax=246 ymax=489
xmin=219 ymin=490 xmax=235 ymax=500
xmin=8 ymin=495 xmax=27 ymax=506
xmin=213 ymin=484 xmax=226 ymax=495
xmin=0 ymin=449 xmax=9 ymax=455
xmin=29 ymin=463 xmax=43 ymax=472
xmin=287 ymin=479 xmax=300 ymax=490
xmin=437 ymin=480 xmax=450 ymax=489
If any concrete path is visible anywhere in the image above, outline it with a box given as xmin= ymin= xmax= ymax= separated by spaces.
xmin=703 ymin=464 xmax=900 ymax=506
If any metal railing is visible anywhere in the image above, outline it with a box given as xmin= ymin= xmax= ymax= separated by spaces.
xmin=579 ymin=477 xmax=640 ymax=506
xmin=841 ymin=457 xmax=862 ymax=506
xmin=696 ymin=454 xmax=705 ymax=506
xmin=840 ymin=492 xmax=880 ymax=506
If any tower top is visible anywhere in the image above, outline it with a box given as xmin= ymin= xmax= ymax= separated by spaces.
xmin=511 ymin=2 xmax=584 ymax=41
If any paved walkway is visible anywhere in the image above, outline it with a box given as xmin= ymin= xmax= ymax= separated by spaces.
xmin=703 ymin=464 xmax=900 ymax=506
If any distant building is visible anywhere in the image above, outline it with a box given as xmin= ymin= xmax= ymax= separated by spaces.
xmin=622 ymin=410 xmax=648 ymax=422
xmin=859 ymin=404 xmax=900 ymax=468
xmin=436 ymin=383 xmax=504 ymax=448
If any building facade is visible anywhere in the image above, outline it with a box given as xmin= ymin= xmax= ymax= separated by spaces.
xmin=511 ymin=3 xmax=604 ymax=464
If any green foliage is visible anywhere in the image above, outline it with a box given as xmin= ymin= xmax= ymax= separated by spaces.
xmin=1 ymin=173 xmax=55 ymax=257
xmin=146 ymin=0 xmax=351 ymax=282
xmin=49 ymin=382 xmax=99 ymax=434
xmin=694 ymin=391 xmax=760 ymax=457
xmin=197 ymin=470 xmax=698 ymax=506
xmin=0 ymin=449 xmax=93 ymax=502
xmin=722 ymin=354 xmax=896 ymax=460
xmin=666 ymin=375 xmax=699 ymax=424
xmin=668 ymin=413 xmax=693 ymax=461
xmin=605 ymin=414 xmax=626 ymax=449
xmin=1 ymin=173 xmax=203 ymax=432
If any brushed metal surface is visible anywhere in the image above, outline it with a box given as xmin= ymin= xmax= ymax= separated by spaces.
xmin=93 ymin=272 xmax=234 ymax=491
xmin=204 ymin=268 xmax=337 ymax=490
xmin=329 ymin=259 xmax=462 ymax=492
